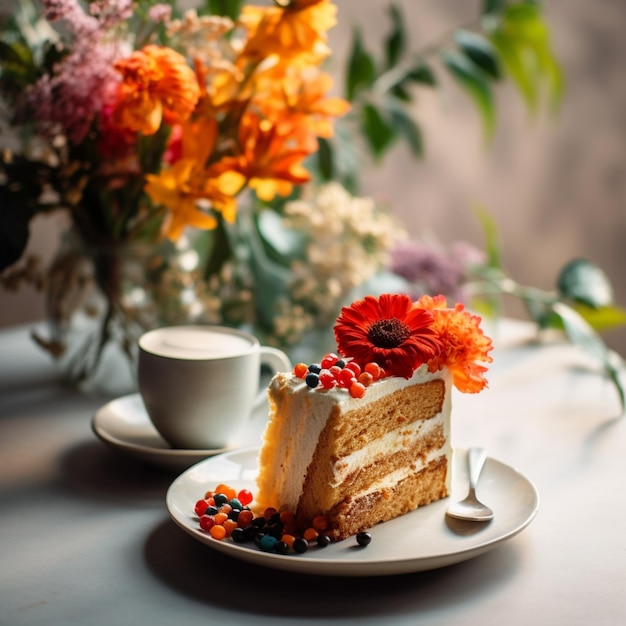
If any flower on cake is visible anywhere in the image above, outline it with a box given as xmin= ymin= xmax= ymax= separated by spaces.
xmin=415 ymin=294 xmax=494 ymax=393
xmin=334 ymin=293 xmax=444 ymax=379
xmin=334 ymin=292 xmax=493 ymax=391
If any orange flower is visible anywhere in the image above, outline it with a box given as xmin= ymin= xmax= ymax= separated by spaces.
xmin=257 ymin=69 xmax=350 ymax=138
xmin=241 ymin=0 xmax=337 ymax=61
xmin=416 ymin=295 xmax=494 ymax=393
xmin=113 ymin=45 xmax=200 ymax=135
xmin=334 ymin=293 xmax=443 ymax=379
xmin=228 ymin=113 xmax=312 ymax=201
xmin=179 ymin=116 xmax=218 ymax=165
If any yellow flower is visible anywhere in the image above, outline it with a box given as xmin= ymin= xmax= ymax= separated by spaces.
xmin=113 ymin=45 xmax=200 ymax=135
xmin=145 ymin=159 xmax=245 ymax=240
xmin=145 ymin=159 xmax=216 ymax=240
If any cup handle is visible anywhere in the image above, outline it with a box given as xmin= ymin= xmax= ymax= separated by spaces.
xmin=253 ymin=347 xmax=292 ymax=408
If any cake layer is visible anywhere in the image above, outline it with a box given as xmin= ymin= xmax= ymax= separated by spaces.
xmin=324 ymin=456 xmax=449 ymax=541
xmin=331 ymin=379 xmax=446 ymax=457
xmin=297 ymin=410 xmax=448 ymax=520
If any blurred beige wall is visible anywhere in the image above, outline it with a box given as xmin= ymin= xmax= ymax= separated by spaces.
xmin=1 ymin=0 xmax=625 ymax=354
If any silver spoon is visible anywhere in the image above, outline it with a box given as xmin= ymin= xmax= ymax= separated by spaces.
xmin=446 ymin=447 xmax=494 ymax=522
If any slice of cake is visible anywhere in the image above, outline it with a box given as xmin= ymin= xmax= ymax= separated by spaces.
xmin=255 ymin=293 xmax=493 ymax=541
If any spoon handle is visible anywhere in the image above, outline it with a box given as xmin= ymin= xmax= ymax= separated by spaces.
xmin=468 ymin=447 xmax=487 ymax=490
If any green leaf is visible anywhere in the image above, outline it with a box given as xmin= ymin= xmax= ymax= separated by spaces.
xmin=487 ymin=3 xmax=564 ymax=112
xmin=557 ymin=258 xmax=614 ymax=308
xmin=470 ymin=207 xmax=504 ymax=319
xmin=315 ymin=136 xmax=333 ymax=182
xmin=572 ymin=303 xmax=626 ymax=333
xmin=202 ymin=220 xmax=233 ymax=280
xmin=525 ymin=298 xmax=561 ymax=330
xmin=138 ymin=124 xmax=171 ymax=174
xmin=385 ymin=4 xmax=406 ymax=69
xmin=441 ymin=50 xmax=496 ymax=140
xmin=473 ymin=204 xmax=501 ymax=268
xmin=552 ymin=302 xmax=625 ymax=413
xmin=361 ymin=103 xmax=397 ymax=160
xmin=387 ymin=103 xmax=423 ymax=158
xmin=0 ymin=39 xmax=38 ymax=89
xmin=256 ymin=209 xmax=304 ymax=261
xmin=454 ymin=30 xmax=501 ymax=80
xmin=482 ymin=0 xmax=506 ymax=16
xmin=407 ymin=62 xmax=437 ymax=86
xmin=206 ymin=0 xmax=244 ymax=19
xmin=490 ymin=29 xmax=536 ymax=107
xmin=390 ymin=83 xmax=413 ymax=102
xmin=346 ymin=26 xmax=377 ymax=101
xmin=0 ymin=39 xmax=26 ymax=65
xmin=239 ymin=210 xmax=292 ymax=333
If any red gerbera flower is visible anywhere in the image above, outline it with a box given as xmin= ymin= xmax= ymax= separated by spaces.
xmin=334 ymin=293 xmax=443 ymax=379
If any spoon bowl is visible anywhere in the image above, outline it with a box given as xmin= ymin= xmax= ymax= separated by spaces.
xmin=446 ymin=447 xmax=494 ymax=522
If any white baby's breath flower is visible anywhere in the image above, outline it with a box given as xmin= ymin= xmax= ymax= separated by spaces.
xmin=278 ymin=182 xmax=407 ymax=334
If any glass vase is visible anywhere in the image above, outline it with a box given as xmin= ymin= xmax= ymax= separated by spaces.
xmin=34 ymin=230 xmax=219 ymax=395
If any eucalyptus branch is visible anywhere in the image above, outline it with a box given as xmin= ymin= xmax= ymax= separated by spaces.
xmin=370 ymin=17 xmax=482 ymax=98
xmin=468 ymin=265 xmax=626 ymax=415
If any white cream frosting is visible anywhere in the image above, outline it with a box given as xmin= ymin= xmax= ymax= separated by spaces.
xmin=258 ymin=365 xmax=452 ymax=510
xmin=331 ymin=411 xmax=447 ymax=487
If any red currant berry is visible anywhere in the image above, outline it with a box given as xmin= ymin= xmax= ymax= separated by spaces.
xmin=364 ymin=362 xmax=383 ymax=381
xmin=320 ymin=353 xmax=338 ymax=369
xmin=338 ymin=368 xmax=356 ymax=387
xmin=293 ymin=362 xmax=308 ymax=378
xmin=263 ymin=507 xmax=278 ymax=519
xmin=358 ymin=371 xmax=374 ymax=387
xmin=349 ymin=381 xmax=366 ymax=398
xmin=237 ymin=509 xmax=254 ymax=528
xmin=237 ymin=489 xmax=253 ymax=506
xmin=344 ymin=361 xmax=362 ymax=377
xmin=319 ymin=370 xmax=336 ymax=389
xmin=194 ymin=499 xmax=210 ymax=516
xmin=329 ymin=365 xmax=343 ymax=379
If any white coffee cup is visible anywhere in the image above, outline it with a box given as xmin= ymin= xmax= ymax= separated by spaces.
xmin=137 ymin=325 xmax=291 ymax=449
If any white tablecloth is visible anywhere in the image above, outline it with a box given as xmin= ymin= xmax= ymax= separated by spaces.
xmin=1 ymin=319 xmax=624 ymax=626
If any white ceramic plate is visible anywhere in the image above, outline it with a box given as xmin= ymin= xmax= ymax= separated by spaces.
xmin=92 ymin=394 xmax=229 ymax=471
xmin=166 ymin=447 xmax=539 ymax=576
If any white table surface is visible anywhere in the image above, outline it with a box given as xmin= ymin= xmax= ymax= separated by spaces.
xmin=1 ymin=319 xmax=625 ymax=626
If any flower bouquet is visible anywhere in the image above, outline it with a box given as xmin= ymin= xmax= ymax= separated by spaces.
xmin=1 ymin=0 xmax=624 ymax=404
xmin=0 ymin=0 xmax=358 ymax=388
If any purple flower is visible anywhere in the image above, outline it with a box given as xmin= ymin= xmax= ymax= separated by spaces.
xmin=449 ymin=241 xmax=487 ymax=269
xmin=389 ymin=240 xmax=482 ymax=303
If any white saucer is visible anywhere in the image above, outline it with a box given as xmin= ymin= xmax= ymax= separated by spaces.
xmin=166 ymin=447 xmax=540 ymax=576
xmin=92 ymin=394 xmax=230 ymax=471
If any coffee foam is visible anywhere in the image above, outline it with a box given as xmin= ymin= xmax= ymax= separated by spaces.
xmin=139 ymin=326 xmax=254 ymax=360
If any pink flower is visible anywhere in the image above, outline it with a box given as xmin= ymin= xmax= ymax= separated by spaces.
xmin=148 ymin=4 xmax=173 ymax=23
xmin=25 ymin=0 xmax=132 ymax=144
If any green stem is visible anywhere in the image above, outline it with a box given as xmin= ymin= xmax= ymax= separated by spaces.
xmin=370 ymin=17 xmax=483 ymax=97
